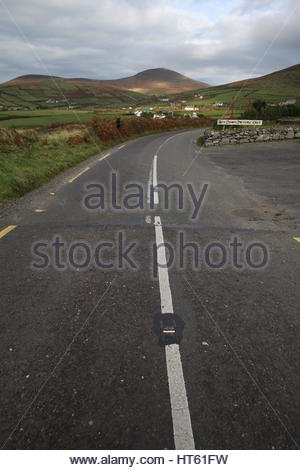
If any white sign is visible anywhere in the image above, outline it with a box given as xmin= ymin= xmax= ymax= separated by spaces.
xmin=217 ymin=119 xmax=263 ymax=126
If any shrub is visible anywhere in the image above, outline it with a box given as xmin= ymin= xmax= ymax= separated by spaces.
xmin=0 ymin=126 xmax=28 ymax=147
xmin=241 ymin=104 xmax=300 ymax=121
xmin=90 ymin=116 xmax=212 ymax=144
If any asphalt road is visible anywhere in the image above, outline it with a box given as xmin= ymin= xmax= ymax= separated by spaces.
xmin=0 ymin=130 xmax=300 ymax=449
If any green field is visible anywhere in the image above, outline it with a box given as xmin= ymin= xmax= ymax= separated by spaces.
xmin=0 ymin=107 xmax=223 ymax=128
xmin=0 ymin=109 xmax=128 ymax=128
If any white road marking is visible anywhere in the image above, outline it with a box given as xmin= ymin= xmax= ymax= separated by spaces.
xmin=154 ymin=215 xmax=195 ymax=450
xmin=145 ymin=215 xmax=152 ymax=224
xmin=98 ymin=152 xmax=110 ymax=161
xmin=148 ymin=131 xmax=197 ymax=208
xmin=68 ymin=166 xmax=90 ymax=183
xmin=153 ymin=155 xmax=158 ymax=187
xmin=147 ymin=164 xmax=153 ymax=205
xmin=151 ymin=131 xmax=197 ymax=448
xmin=156 ymin=130 xmax=195 ymax=155
xmin=152 ymin=155 xmax=159 ymax=205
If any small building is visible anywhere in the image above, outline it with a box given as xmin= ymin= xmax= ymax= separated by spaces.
xmin=153 ymin=113 xmax=166 ymax=119
xmin=184 ymin=105 xmax=199 ymax=111
xmin=279 ymin=99 xmax=296 ymax=106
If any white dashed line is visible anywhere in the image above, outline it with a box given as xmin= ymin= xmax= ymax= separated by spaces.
xmin=152 ymin=155 xmax=159 ymax=205
xmin=147 ymin=163 xmax=153 ymax=206
xmin=68 ymin=166 xmax=90 ymax=183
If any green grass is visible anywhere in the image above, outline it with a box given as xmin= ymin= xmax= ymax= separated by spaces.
xmin=0 ymin=117 xmax=208 ymax=206
xmin=196 ymin=135 xmax=205 ymax=146
xmin=0 ymin=109 xmax=128 ymax=128
xmin=0 ymin=138 xmax=102 ymax=205
xmin=177 ymin=63 xmax=300 ymax=112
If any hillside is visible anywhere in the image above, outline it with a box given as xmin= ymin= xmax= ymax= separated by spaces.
xmin=103 ymin=68 xmax=209 ymax=95
xmin=177 ymin=63 xmax=300 ymax=107
xmin=0 ymin=75 xmax=151 ymax=110
xmin=0 ymin=68 xmax=209 ymax=109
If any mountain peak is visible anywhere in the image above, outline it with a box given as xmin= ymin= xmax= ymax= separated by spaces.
xmin=105 ymin=68 xmax=210 ymax=95
xmin=133 ymin=68 xmax=186 ymax=80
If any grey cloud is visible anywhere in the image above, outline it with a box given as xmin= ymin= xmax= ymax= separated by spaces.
xmin=0 ymin=0 xmax=299 ymax=84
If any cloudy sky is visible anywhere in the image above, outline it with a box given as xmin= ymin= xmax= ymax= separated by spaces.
xmin=0 ymin=0 xmax=299 ymax=85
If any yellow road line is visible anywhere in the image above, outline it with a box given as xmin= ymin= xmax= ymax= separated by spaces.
xmin=68 ymin=166 xmax=90 ymax=183
xmin=98 ymin=152 xmax=111 ymax=161
xmin=293 ymin=237 xmax=300 ymax=244
xmin=0 ymin=225 xmax=17 ymax=239
xmin=35 ymin=209 xmax=45 ymax=213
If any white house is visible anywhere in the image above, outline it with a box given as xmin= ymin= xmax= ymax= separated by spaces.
xmin=184 ymin=105 xmax=199 ymax=111
xmin=279 ymin=99 xmax=296 ymax=106
xmin=153 ymin=113 xmax=166 ymax=119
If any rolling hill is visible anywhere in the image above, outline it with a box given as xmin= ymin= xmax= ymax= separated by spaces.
xmin=0 ymin=75 xmax=152 ymax=110
xmin=1 ymin=63 xmax=298 ymax=111
xmin=0 ymin=68 xmax=209 ymax=109
xmin=103 ymin=68 xmax=209 ymax=95
xmin=178 ymin=63 xmax=300 ymax=106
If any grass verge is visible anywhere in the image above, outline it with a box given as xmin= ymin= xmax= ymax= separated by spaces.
xmin=196 ymin=135 xmax=205 ymax=147
xmin=0 ymin=117 xmax=212 ymax=207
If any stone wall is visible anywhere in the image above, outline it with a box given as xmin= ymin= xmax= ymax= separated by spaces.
xmin=204 ymin=127 xmax=300 ymax=147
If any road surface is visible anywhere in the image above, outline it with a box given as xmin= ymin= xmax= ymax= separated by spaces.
xmin=0 ymin=130 xmax=300 ymax=449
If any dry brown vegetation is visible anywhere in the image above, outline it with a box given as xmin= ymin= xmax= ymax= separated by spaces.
xmin=90 ymin=116 xmax=212 ymax=143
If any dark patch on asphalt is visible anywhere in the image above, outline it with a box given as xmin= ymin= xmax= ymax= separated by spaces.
xmin=153 ymin=313 xmax=185 ymax=347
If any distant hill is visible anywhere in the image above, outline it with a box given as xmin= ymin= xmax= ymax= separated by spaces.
xmin=1 ymin=64 xmax=298 ymax=110
xmin=224 ymin=63 xmax=300 ymax=90
xmin=0 ymin=68 xmax=209 ymax=109
xmin=177 ymin=63 xmax=300 ymax=106
xmin=103 ymin=68 xmax=209 ymax=95
xmin=0 ymin=75 xmax=151 ymax=110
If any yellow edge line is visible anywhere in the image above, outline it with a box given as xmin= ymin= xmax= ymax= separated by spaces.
xmin=0 ymin=225 xmax=17 ymax=239
xmin=98 ymin=152 xmax=110 ymax=161
xmin=293 ymin=237 xmax=300 ymax=244
xmin=68 ymin=166 xmax=90 ymax=183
